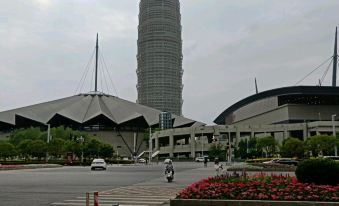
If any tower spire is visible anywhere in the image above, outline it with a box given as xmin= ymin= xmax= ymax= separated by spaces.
xmin=95 ymin=33 xmax=99 ymax=92
xmin=332 ymin=27 xmax=338 ymax=87
xmin=255 ymin=78 xmax=258 ymax=94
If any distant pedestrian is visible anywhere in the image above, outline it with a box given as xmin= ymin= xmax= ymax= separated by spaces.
xmin=203 ymin=156 xmax=208 ymax=168
xmin=214 ymin=158 xmax=223 ymax=176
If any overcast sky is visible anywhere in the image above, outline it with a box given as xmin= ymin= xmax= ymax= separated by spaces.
xmin=0 ymin=0 xmax=338 ymax=124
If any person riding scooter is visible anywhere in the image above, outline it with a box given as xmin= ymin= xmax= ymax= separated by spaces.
xmin=165 ymin=159 xmax=174 ymax=182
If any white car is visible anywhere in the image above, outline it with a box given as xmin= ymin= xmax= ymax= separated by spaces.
xmin=138 ymin=158 xmax=146 ymax=163
xmin=90 ymin=158 xmax=107 ymax=170
xmin=195 ymin=156 xmax=209 ymax=162
xmin=163 ymin=158 xmax=172 ymax=164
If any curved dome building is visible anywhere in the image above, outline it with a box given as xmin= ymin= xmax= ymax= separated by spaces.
xmin=214 ymin=86 xmax=339 ymax=126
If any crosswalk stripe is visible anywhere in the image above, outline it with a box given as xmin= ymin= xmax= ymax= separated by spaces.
xmin=77 ymin=196 xmax=170 ymax=201
xmin=52 ymin=203 xmax=148 ymax=206
xmin=65 ymin=199 xmax=163 ymax=204
xmin=51 ymin=185 xmax=182 ymax=206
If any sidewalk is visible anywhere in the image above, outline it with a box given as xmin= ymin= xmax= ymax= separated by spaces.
xmin=0 ymin=164 xmax=62 ymax=171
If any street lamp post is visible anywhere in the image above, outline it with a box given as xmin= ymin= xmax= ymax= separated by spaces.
xmin=77 ymin=136 xmax=84 ymax=164
xmin=332 ymin=114 xmax=338 ymax=156
xmin=149 ymin=127 xmax=152 ymax=164
xmin=46 ymin=124 xmax=50 ymax=163
xmin=227 ymin=126 xmax=231 ymax=164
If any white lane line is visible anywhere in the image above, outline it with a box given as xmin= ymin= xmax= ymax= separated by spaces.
xmin=77 ymin=195 xmax=172 ymax=199
xmin=52 ymin=203 xmax=148 ymax=206
xmin=76 ymin=197 xmax=168 ymax=201
xmin=64 ymin=199 xmax=163 ymax=204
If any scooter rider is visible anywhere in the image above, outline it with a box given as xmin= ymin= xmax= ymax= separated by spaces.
xmin=165 ymin=159 xmax=175 ymax=176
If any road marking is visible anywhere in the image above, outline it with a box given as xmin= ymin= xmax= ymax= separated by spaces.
xmin=51 ymin=185 xmax=182 ymax=206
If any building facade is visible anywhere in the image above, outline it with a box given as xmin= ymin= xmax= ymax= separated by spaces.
xmin=150 ymin=122 xmax=339 ymax=158
xmin=137 ymin=0 xmax=183 ymax=115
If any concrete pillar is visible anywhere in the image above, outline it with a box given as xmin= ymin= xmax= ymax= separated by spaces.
xmin=251 ymin=131 xmax=255 ymax=138
xmin=155 ymin=135 xmax=159 ymax=151
xmin=169 ymin=134 xmax=174 ymax=158
xmin=236 ymin=128 xmax=240 ymax=147
xmin=316 ymin=130 xmax=321 ymax=135
xmin=284 ymin=130 xmax=289 ymax=139
xmin=303 ymin=124 xmax=308 ymax=141
xmin=190 ymin=129 xmax=196 ymax=158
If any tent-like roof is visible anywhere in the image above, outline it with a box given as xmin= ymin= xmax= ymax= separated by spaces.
xmin=0 ymin=92 xmax=200 ymax=130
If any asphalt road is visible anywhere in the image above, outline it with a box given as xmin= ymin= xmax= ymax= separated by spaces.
xmin=0 ymin=162 xmax=206 ymax=206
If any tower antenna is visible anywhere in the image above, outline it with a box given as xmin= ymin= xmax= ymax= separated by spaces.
xmin=95 ymin=33 xmax=99 ymax=92
xmin=332 ymin=27 xmax=338 ymax=87
xmin=255 ymin=78 xmax=258 ymax=94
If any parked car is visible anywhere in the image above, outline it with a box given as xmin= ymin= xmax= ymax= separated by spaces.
xmin=263 ymin=158 xmax=298 ymax=166
xmin=90 ymin=158 xmax=107 ymax=170
xmin=195 ymin=156 xmax=209 ymax=162
xmin=138 ymin=158 xmax=146 ymax=163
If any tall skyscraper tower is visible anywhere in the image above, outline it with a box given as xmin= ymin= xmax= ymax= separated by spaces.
xmin=137 ymin=0 xmax=183 ymax=115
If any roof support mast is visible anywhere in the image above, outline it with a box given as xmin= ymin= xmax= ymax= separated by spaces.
xmin=332 ymin=27 xmax=338 ymax=87
xmin=95 ymin=33 xmax=99 ymax=92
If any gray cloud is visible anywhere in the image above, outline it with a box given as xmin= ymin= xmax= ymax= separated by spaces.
xmin=0 ymin=0 xmax=338 ymax=125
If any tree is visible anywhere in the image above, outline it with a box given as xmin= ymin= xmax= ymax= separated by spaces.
xmin=256 ymin=136 xmax=277 ymax=157
xmin=9 ymin=127 xmax=42 ymax=145
xmin=28 ymin=140 xmax=47 ymax=160
xmin=306 ymin=135 xmax=337 ymax=157
xmin=17 ymin=139 xmax=33 ymax=160
xmin=64 ymin=140 xmax=81 ymax=157
xmin=48 ymin=138 xmax=65 ymax=158
xmin=236 ymin=139 xmax=248 ymax=159
xmin=208 ymin=143 xmax=226 ymax=161
xmin=84 ymin=139 xmax=101 ymax=158
xmin=280 ymin=137 xmax=304 ymax=158
xmin=99 ymin=144 xmax=114 ymax=159
xmin=0 ymin=141 xmax=16 ymax=161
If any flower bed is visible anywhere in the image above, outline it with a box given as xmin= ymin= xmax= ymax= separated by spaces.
xmin=177 ymin=173 xmax=339 ymax=202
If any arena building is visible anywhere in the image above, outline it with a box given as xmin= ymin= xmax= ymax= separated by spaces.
xmin=150 ymin=28 xmax=339 ymax=158
xmin=0 ymin=92 xmax=200 ymax=157
xmin=150 ymin=86 xmax=339 ymax=158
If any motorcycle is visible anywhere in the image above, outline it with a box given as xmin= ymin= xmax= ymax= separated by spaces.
xmin=165 ymin=170 xmax=174 ymax=182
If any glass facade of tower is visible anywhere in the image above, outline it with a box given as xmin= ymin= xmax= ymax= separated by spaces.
xmin=137 ymin=0 xmax=183 ymax=115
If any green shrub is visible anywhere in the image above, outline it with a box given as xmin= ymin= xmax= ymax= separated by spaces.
xmin=295 ymin=159 xmax=339 ymax=185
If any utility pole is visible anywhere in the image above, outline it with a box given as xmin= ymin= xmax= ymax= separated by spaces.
xmin=95 ymin=33 xmax=99 ymax=92
xmin=149 ymin=127 xmax=152 ymax=164
xmin=332 ymin=114 xmax=338 ymax=156
xmin=332 ymin=27 xmax=338 ymax=87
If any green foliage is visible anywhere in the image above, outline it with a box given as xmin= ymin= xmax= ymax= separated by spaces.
xmin=84 ymin=138 xmax=101 ymax=158
xmin=280 ymin=137 xmax=305 ymax=158
xmin=17 ymin=139 xmax=33 ymax=160
xmin=209 ymin=143 xmax=225 ymax=161
xmin=99 ymin=144 xmax=114 ymax=159
xmin=306 ymin=135 xmax=337 ymax=156
xmin=48 ymin=138 xmax=65 ymax=158
xmin=28 ymin=140 xmax=48 ymax=160
xmin=236 ymin=139 xmax=248 ymax=159
xmin=295 ymin=159 xmax=339 ymax=185
xmin=0 ymin=141 xmax=16 ymax=160
xmin=256 ymin=136 xmax=277 ymax=157
xmin=9 ymin=127 xmax=42 ymax=145
xmin=7 ymin=127 xmax=115 ymax=161
xmin=236 ymin=138 xmax=262 ymax=159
